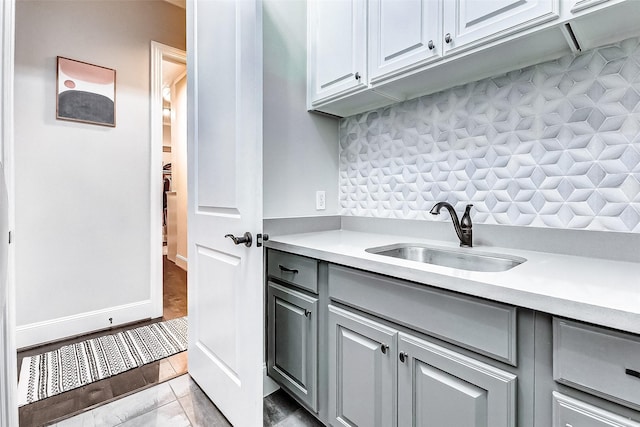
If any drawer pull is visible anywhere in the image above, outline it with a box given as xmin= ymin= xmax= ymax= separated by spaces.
xmin=399 ymin=351 xmax=408 ymax=363
xmin=278 ymin=265 xmax=299 ymax=274
xmin=304 ymin=309 xmax=311 ymax=318
xmin=380 ymin=343 xmax=389 ymax=354
xmin=625 ymin=368 xmax=640 ymax=379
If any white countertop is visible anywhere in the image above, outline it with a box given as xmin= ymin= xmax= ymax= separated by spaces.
xmin=266 ymin=230 xmax=640 ymax=334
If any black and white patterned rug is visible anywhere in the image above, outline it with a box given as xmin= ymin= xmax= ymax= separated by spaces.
xmin=17 ymin=317 xmax=188 ymax=406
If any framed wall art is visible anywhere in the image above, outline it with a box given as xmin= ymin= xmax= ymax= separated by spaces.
xmin=56 ymin=57 xmax=116 ymax=127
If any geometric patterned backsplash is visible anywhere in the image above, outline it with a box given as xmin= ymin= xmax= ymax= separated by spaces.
xmin=339 ymin=37 xmax=640 ymax=232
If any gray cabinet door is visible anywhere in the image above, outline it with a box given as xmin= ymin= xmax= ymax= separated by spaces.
xmin=329 ymin=305 xmax=397 ymax=427
xmin=267 ymin=282 xmax=318 ymax=411
xmin=552 ymin=392 xmax=640 ymax=427
xmin=398 ymin=332 xmax=517 ymax=427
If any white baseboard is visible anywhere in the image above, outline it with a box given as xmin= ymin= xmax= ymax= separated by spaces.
xmin=16 ymin=300 xmax=153 ymax=349
xmin=175 ymin=254 xmax=187 ymax=271
xmin=263 ymin=363 xmax=279 ymax=397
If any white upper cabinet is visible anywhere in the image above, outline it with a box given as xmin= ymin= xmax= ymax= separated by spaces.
xmin=442 ymin=0 xmax=560 ymax=55
xmin=368 ymin=0 xmax=443 ymax=83
xmin=308 ymin=0 xmax=367 ymax=107
xmin=308 ymin=0 xmax=639 ymax=117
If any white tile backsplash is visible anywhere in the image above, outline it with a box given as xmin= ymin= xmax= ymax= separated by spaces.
xmin=339 ymin=37 xmax=640 ymax=232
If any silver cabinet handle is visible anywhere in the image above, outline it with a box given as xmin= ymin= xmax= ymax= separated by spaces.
xmin=224 ymin=232 xmax=252 ymax=247
xmin=380 ymin=343 xmax=389 ymax=354
xmin=444 ymin=33 xmax=452 ymax=44
xmin=304 ymin=309 xmax=311 ymax=318
xmin=355 ymin=72 xmax=361 ymax=81
xmin=399 ymin=351 xmax=408 ymax=363
xmin=428 ymin=40 xmax=435 ymax=50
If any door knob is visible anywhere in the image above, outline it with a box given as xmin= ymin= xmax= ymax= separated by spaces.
xmin=380 ymin=343 xmax=389 ymax=354
xmin=444 ymin=33 xmax=452 ymax=44
xmin=399 ymin=351 xmax=408 ymax=363
xmin=225 ymin=232 xmax=253 ymax=247
xmin=428 ymin=40 xmax=435 ymax=50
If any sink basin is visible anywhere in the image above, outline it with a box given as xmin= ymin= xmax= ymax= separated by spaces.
xmin=365 ymin=244 xmax=526 ymax=272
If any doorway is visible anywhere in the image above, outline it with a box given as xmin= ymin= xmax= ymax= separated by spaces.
xmin=150 ymin=42 xmax=187 ymax=321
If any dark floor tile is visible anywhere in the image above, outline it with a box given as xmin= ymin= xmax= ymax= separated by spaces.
xmin=275 ymin=408 xmax=324 ymax=427
xmin=263 ymin=389 xmax=304 ymax=426
xmin=77 ymin=378 xmax=115 ymax=408
xmin=109 ymin=368 xmax=148 ymax=397
xmin=140 ymin=359 xmax=177 ymax=385
xmin=19 ymin=388 xmax=81 ymax=427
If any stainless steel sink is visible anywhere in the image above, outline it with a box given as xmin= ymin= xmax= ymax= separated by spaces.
xmin=365 ymin=244 xmax=526 ymax=272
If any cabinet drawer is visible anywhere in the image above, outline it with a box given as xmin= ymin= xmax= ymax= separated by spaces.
xmin=267 ymin=250 xmax=318 ymax=293
xmin=553 ymin=392 xmax=640 ymax=427
xmin=329 ymin=264 xmax=517 ymax=365
xmin=554 ymin=318 xmax=640 ymax=409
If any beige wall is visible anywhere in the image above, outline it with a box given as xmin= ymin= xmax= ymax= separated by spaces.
xmin=14 ymin=0 xmax=185 ymax=347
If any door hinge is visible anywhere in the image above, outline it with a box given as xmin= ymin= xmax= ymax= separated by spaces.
xmin=8 ymin=231 xmax=12 ymax=244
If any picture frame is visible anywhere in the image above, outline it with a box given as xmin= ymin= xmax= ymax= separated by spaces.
xmin=56 ymin=56 xmax=116 ymax=127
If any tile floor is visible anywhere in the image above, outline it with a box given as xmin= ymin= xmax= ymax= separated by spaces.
xmin=53 ymin=374 xmax=323 ymax=427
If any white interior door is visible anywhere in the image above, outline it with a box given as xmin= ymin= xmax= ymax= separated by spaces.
xmin=186 ymin=1 xmax=263 ymax=426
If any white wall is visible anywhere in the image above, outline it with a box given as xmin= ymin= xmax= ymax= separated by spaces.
xmin=14 ymin=0 xmax=185 ymax=347
xmin=263 ymin=0 xmax=339 ymax=218
xmin=162 ymin=124 xmax=172 ymax=166
xmin=171 ymin=74 xmax=187 ymax=270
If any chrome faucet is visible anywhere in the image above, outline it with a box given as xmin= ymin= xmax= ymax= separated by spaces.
xmin=430 ymin=202 xmax=473 ymax=248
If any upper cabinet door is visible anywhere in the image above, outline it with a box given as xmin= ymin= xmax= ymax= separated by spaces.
xmin=368 ymin=0 xmax=443 ymax=84
xmin=308 ymin=0 xmax=367 ymax=107
xmin=442 ymin=0 xmax=559 ymax=55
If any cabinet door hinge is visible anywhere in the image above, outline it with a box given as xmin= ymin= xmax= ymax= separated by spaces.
xmin=8 ymin=231 xmax=12 ymax=244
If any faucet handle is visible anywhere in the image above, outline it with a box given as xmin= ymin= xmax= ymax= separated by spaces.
xmin=461 ymin=205 xmax=473 ymax=225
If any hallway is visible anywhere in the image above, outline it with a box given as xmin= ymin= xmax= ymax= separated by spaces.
xmin=16 ymin=255 xmax=320 ymax=426
xmin=17 ymin=257 xmax=188 ymax=426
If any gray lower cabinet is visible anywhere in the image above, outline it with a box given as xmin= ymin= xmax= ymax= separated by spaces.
xmin=397 ymin=332 xmax=517 ymax=427
xmin=328 ymin=303 xmax=517 ymax=427
xmin=267 ymin=281 xmax=318 ymax=412
xmin=328 ymin=305 xmax=397 ymax=427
